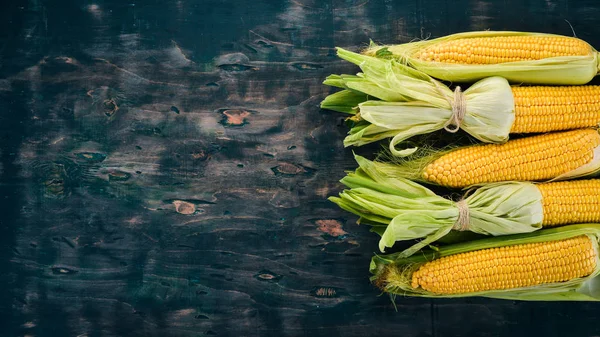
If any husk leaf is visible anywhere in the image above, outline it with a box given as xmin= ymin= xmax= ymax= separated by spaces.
xmin=320 ymin=88 xmax=368 ymax=114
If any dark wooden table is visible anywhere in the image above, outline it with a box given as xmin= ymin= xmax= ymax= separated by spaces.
xmin=3 ymin=0 xmax=600 ymax=336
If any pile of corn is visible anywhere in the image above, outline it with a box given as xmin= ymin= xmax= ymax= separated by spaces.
xmin=323 ymin=31 xmax=600 ymax=301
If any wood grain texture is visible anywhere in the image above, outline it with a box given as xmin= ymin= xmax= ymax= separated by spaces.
xmin=3 ymin=0 xmax=600 ymax=336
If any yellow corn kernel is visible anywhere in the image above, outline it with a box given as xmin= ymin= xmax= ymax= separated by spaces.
xmin=422 ymin=129 xmax=600 ymax=188
xmin=413 ymin=36 xmax=591 ymax=65
xmin=538 ymin=180 xmax=600 ymax=226
xmin=511 ymin=86 xmax=600 ymax=133
xmin=411 ymin=235 xmax=596 ymax=294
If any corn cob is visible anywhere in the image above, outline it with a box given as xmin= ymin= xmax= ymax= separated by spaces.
xmin=410 ymin=235 xmax=595 ymax=294
xmin=370 ymin=224 xmax=600 ymax=301
xmin=510 ymin=86 xmax=600 ymax=133
xmin=412 ymin=35 xmax=591 ymax=64
xmin=365 ymin=31 xmax=600 ymax=85
xmin=420 ymin=129 xmax=600 ymax=188
xmin=539 ymin=180 xmax=600 ymax=226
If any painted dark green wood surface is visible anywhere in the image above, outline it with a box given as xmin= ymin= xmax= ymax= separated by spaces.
xmin=3 ymin=0 xmax=600 ymax=336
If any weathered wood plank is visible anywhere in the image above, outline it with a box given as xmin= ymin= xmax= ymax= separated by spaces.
xmin=4 ymin=0 xmax=600 ymax=336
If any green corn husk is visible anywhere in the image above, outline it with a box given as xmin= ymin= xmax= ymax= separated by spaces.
xmin=370 ymin=224 xmax=600 ymax=301
xmin=320 ymin=88 xmax=368 ymax=114
xmin=329 ymin=155 xmax=544 ymax=256
xmin=365 ymin=31 xmax=600 ymax=85
xmin=321 ymin=48 xmax=514 ymax=156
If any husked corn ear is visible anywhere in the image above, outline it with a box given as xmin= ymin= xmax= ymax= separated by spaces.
xmin=539 ymin=180 xmax=600 ymax=227
xmin=511 ymin=86 xmax=600 ymax=133
xmin=411 ymin=235 xmax=596 ymax=294
xmin=422 ymin=129 xmax=600 ymax=188
xmin=413 ymin=36 xmax=591 ymax=65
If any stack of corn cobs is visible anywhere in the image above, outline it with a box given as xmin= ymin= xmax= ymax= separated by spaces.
xmin=323 ymin=31 xmax=600 ymax=301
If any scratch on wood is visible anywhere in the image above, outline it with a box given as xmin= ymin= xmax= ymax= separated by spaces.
xmin=51 ymin=137 xmax=65 ymax=145
xmin=94 ymin=58 xmax=189 ymax=87
xmin=288 ymin=0 xmax=327 ymax=10
xmin=178 ymin=215 xmax=281 ymax=228
xmin=249 ymin=30 xmax=333 ymax=50
xmin=22 ymin=322 xmax=36 ymax=329
xmin=142 ymin=232 xmax=158 ymax=242
xmin=332 ymin=0 xmax=370 ymax=10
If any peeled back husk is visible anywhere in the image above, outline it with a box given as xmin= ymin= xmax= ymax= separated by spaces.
xmin=364 ymin=31 xmax=600 ymax=85
xmin=370 ymin=224 xmax=600 ymax=301
xmin=371 ymin=129 xmax=600 ymax=188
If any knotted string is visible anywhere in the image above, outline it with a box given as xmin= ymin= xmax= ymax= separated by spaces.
xmin=432 ymin=80 xmax=467 ymax=133
xmin=452 ymin=199 xmax=470 ymax=231
xmin=452 ymin=187 xmax=476 ymax=231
